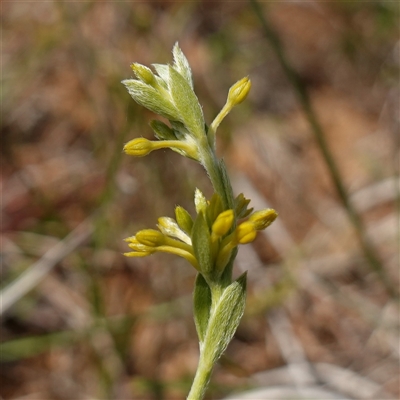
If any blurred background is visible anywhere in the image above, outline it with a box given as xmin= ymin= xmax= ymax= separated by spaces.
xmin=1 ymin=1 xmax=399 ymax=399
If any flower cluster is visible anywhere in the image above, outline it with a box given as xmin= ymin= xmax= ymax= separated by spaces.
xmin=125 ymin=189 xmax=277 ymax=280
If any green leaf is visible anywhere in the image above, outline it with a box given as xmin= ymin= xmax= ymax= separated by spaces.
xmin=122 ymin=79 xmax=180 ymax=121
xmin=168 ymin=66 xmax=205 ymax=140
xmin=150 ymin=120 xmax=177 ymax=141
xmin=170 ymin=121 xmax=190 ymax=141
xmin=151 ymin=63 xmax=169 ymax=88
xmin=172 ymin=42 xmax=193 ymax=89
xmin=193 ymin=273 xmax=212 ymax=343
xmin=234 ymin=193 xmax=253 ymax=219
xmin=203 ymin=272 xmax=247 ymax=364
xmin=192 ymin=211 xmax=212 ymax=275
xmin=175 ymin=206 xmax=194 ymax=234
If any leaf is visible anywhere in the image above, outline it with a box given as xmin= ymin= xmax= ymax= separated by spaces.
xmin=192 ymin=211 xmax=212 ymax=275
xmin=150 ymin=120 xmax=177 ymax=141
xmin=202 ymin=272 xmax=247 ymax=364
xmin=172 ymin=42 xmax=193 ymax=89
xmin=234 ymin=193 xmax=253 ymax=219
xmin=152 ymin=63 xmax=170 ymax=88
xmin=170 ymin=121 xmax=189 ymax=140
xmin=168 ymin=66 xmax=205 ymax=140
xmin=193 ymin=273 xmax=212 ymax=343
xmin=122 ymin=79 xmax=180 ymax=121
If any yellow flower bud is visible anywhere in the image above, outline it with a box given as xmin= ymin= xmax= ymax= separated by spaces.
xmin=136 ymin=229 xmax=166 ymax=247
xmin=209 ymin=77 xmax=251 ymax=136
xmin=124 ymin=138 xmax=154 ymax=157
xmin=175 ymin=205 xmax=193 ymax=234
xmin=212 ymin=210 xmax=234 ymax=238
xmin=249 ymin=209 xmax=278 ymax=230
xmin=227 ymin=77 xmax=251 ymax=107
xmin=235 ymin=221 xmax=257 ymax=244
xmin=131 ymin=63 xmax=156 ymax=85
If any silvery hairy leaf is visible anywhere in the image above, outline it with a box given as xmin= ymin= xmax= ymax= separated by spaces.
xmin=172 ymin=42 xmax=193 ymax=89
xmin=202 ymin=272 xmax=247 ymax=364
xmin=152 ymin=64 xmax=170 ymax=89
xmin=168 ymin=66 xmax=205 ymax=140
xmin=122 ymin=79 xmax=180 ymax=121
xmin=150 ymin=120 xmax=178 ymax=141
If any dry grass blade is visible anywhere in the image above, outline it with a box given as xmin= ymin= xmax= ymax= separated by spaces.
xmin=1 ymin=219 xmax=93 ymax=316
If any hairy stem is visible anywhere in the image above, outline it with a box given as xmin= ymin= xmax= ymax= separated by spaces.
xmin=187 ymin=348 xmax=214 ymax=400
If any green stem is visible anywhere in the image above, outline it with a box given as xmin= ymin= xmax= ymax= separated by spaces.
xmin=187 ymin=348 xmax=214 ymax=400
xmin=200 ymin=143 xmax=230 ymax=210
xmin=187 ymin=284 xmax=224 ymax=400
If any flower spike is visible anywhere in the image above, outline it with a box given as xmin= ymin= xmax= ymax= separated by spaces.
xmin=122 ymin=44 xmax=278 ymax=400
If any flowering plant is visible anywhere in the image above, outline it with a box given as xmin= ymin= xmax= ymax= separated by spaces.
xmin=122 ymin=43 xmax=277 ymax=400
